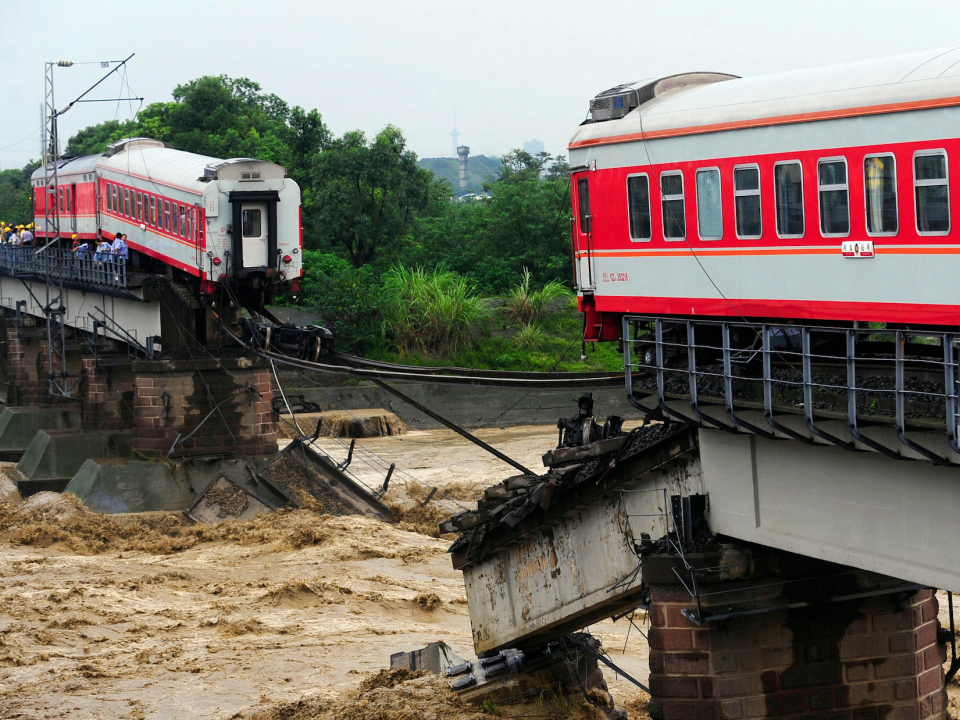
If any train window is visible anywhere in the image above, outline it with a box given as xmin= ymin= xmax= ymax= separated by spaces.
xmin=626 ymin=174 xmax=651 ymax=241
xmin=136 ymin=192 xmax=142 ymax=222
xmin=243 ymin=208 xmax=262 ymax=237
xmin=774 ymin=161 xmax=804 ymax=238
xmin=65 ymin=187 xmax=72 ymax=213
xmin=696 ymin=168 xmax=722 ymax=240
xmin=818 ymin=158 xmax=849 ymax=236
xmin=661 ymin=171 xmax=685 ymax=239
xmin=124 ymin=188 xmax=130 ymax=218
xmin=150 ymin=197 xmax=156 ymax=227
xmin=179 ymin=206 xmax=186 ymax=237
xmin=172 ymin=203 xmax=180 ymax=236
xmin=914 ymin=150 xmax=949 ymax=235
xmin=164 ymin=201 xmax=171 ymax=232
xmin=112 ymin=185 xmax=118 ymax=213
xmin=864 ymin=154 xmax=898 ymax=235
xmin=734 ymin=165 xmax=762 ymax=238
xmin=577 ymin=178 xmax=591 ymax=234
xmin=58 ymin=188 xmax=64 ymax=214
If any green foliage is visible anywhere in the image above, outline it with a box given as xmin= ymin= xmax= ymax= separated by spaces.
xmin=291 ymin=250 xmax=383 ymax=354
xmin=502 ymin=267 xmax=573 ymax=325
xmin=311 ymin=126 xmax=445 ymax=266
xmin=381 ymin=266 xmax=490 ymax=355
xmin=408 ymin=150 xmax=573 ymax=293
xmin=513 ymin=323 xmax=547 ymax=350
xmin=0 ymin=162 xmax=40 ymax=227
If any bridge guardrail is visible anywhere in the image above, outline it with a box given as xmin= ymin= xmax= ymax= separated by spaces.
xmin=0 ymin=245 xmax=127 ymax=291
xmin=622 ymin=315 xmax=960 ymax=466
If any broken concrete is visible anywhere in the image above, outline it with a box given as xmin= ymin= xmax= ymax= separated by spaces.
xmin=185 ymin=473 xmax=288 ymax=524
xmin=16 ymin=428 xmax=134 ymax=494
xmin=390 ymin=641 xmax=465 ymax=675
xmin=0 ymin=406 xmax=80 ymax=462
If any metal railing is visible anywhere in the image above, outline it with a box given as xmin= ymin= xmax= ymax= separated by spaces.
xmin=0 ymin=244 xmax=127 ymax=290
xmin=622 ymin=315 xmax=960 ymax=465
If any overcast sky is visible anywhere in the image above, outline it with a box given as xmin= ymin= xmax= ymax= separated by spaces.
xmin=2 ymin=0 xmax=959 ymax=170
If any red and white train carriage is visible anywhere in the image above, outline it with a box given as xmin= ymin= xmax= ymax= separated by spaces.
xmin=31 ymin=137 xmax=302 ymax=305
xmin=569 ymin=48 xmax=960 ymax=343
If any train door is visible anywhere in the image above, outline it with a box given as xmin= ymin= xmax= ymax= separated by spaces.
xmin=240 ymin=203 xmax=268 ymax=268
xmin=69 ymin=184 xmax=77 ymax=233
xmin=574 ymin=173 xmax=595 ymax=292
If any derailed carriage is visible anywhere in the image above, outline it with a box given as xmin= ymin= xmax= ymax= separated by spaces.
xmin=30 ymin=137 xmax=303 ymax=312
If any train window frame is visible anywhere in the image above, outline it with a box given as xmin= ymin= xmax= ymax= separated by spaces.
xmin=137 ymin=192 xmax=143 ymax=222
xmin=150 ymin=197 xmax=156 ymax=227
xmin=660 ymin=170 xmax=686 ymax=241
xmin=695 ymin=167 xmax=723 ymax=241
xmin=172 ymin=203 xmax=180 ymax=236
xmin=105 ymin=183 xmax=110 ymax=211
xmin=577 ymin=178 xmax=591 ymax=235
xmin=625 ymin=172 xmax=652 ymax=242
xmin=179 ymin=205 xmax=186 ymax=238
xmin=164 ymin=201 xmax=171 ymax=232
xmin=123 ymin=188 xmax=130 ymax=218
xmin=817 ymin=157 xmax=850 ymax=238
xmin=733 ymin=164 xmax=762 ymax=240
xmin=773 ymin=160 xmax=805 ymax=239
xmin=863 ymin=153 xmax=899 ymax=237
xmin=913 ymin=149 xmax=950 ymax=236
xmin=113 ymin=185 xmax=118 ymax=213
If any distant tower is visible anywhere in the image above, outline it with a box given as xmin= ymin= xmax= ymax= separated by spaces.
xmin=450 ymin=113 xmax=460 ymax=157
xmin=456 ymin=145 xmax=470 ymax=190
xmin=524 ymin=139 xmax=545 ymax=156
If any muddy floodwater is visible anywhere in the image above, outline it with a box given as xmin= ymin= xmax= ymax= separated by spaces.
xmin=0 ymin=425 xmax=957 ymax=719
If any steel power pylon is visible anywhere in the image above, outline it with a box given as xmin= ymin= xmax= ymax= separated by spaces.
xmin=39 ymin=55 xmax=138 ymax=397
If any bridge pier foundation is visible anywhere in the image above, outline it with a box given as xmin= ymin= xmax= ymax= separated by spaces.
xmin=647 ymin=576 xmax=948 ymax=720
xmin=6 ymin=323 xmax=45 ymax=406
xmin=81 ymin=355 xmax=135 ymax=430
xmin=132 ymin=358 xmax=277 ymax=458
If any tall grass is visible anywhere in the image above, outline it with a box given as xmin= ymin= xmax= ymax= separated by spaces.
xmin=503 ymin=268 xmax=572 ymax=325
xmin=382 ymin=266 xmax=490 ymax=355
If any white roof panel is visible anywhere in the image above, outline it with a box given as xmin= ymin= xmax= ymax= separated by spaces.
xmin=571 ymin=48 xmax=960 ymax=148
xmin=97 ymin=146 xmax=219 ymax=193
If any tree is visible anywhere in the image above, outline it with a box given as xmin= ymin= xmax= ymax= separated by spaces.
xmin=311 ymin=126 xmax=443 ymax=266
xmin=0 ymin=162 xmax=41 ymax=226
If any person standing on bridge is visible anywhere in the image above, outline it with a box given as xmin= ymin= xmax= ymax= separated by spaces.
xmin=111 ymin=233 xmax=128 ymax=282
xmin=20 ymin=225 xmax=33 ymax=246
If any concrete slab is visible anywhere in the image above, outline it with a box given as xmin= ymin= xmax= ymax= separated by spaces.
xmin=16 ymin=429 xmax=133 ymax=493
xmin=0 ymin=406 xmax=81 ymax=462
xmin=66 ymin=457 xmax=288 ymax=514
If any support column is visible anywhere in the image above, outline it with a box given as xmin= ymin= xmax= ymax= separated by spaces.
xmin=647 ymin=577 xmax=947 ymax=720
xmin=6 ymin=323 xmax=45 ymax=406
xmin=132 ymin=358 xmax=277 ymax=458
xmin=81 ymin=355 xmax=135 ymax=430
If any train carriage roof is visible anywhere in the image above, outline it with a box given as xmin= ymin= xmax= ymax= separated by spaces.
xmin=96 ymin=139 xmax=220 ymax=194
xmin=31 ymin=153 xmax=103 ymax=181
xmin=570 ymin=48 xmax=960 ymax=149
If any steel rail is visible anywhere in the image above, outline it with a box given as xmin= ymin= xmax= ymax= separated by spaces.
xmin=267 ymin=349 xmax=627 ymax=389
xmin=331 ymin=351 xmax=627 ymax=382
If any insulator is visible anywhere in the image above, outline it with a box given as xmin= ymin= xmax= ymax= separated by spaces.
xmin=56 ymin=60 xmax=74 ymax=67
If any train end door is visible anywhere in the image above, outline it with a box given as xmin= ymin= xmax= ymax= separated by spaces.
xmin=573 ymin=173 xmax=595 ymax=293
xmin=240 ymin=203 xmax=268 ymax=268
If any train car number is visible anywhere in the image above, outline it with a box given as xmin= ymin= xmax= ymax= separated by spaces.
xmin=602 ymin=272 xmax=629 ymax=282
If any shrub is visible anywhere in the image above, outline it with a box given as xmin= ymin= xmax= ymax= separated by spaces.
xmin=513 ymin=323 xmax=547 ymax=350
xmin=285 ymin=250 xmax=384 ymax=354
xmin=381 ymin=266 xmax=490 ymax=355
xmin=502 ymin=268 xmax=572 ymax=325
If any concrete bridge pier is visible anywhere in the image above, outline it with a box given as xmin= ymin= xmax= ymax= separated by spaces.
xmin=646 ymin=569 xmax=948 ymax=720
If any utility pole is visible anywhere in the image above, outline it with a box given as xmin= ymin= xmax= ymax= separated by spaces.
xmin=40 ymin=55 xmax=139 ymax=397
